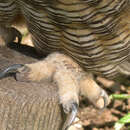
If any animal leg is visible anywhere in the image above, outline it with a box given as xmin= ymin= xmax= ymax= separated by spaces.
xmin=0 ymin=52 xmax=109 ymax=129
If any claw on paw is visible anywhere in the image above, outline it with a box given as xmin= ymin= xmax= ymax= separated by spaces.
xmin=62 ymin=103 xmax=78 ymax=130
xmin=0 ymin=52 xmax=110 ymax=130
xmin=80 ymin=75 xmax=110 ymax=109
xmin=0 ymin=64 xmax=24 ymax=79
xmin=98 ymin=89 xmax=110 ymax=109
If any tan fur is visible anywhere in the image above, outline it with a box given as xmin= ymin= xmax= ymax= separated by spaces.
xmin=16 ymin=52 xmax=108 ymax=109
xmin=22 ymin=61 xmax=56 ymax=81
xmin=80 ymin=74 xmax=109 ymax=108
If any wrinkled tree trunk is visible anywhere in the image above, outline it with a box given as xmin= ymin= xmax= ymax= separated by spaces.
xmin=0 ymin=45 xmax=65 ymax=130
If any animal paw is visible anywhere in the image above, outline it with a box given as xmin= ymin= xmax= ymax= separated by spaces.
xmin=0 ymin=52 xmax=109 ymax=130
xmin=62 ymin=103 xmax=78 ymax=130
xmin=80 ymin=74 xmax=110 ymax=109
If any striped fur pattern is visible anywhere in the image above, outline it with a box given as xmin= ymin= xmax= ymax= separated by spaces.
xmin=0 ymin=0 xmax=130 ymax=79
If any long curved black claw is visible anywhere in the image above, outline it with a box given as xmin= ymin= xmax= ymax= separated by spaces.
xmin=0 ymin=64 xmax=24 ymax=79
xmin=62 ymin=103 xmax=78 ymax=130
xmin=100 ymin=89 xmax=109 ymax=110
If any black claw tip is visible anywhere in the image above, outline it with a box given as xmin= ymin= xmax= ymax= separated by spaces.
xmin=62 ymin=103 xmax=78 ymax=130
xmin=0 ymin=64 xmax=24 ymax=79
xmin=100 ymin=90 xmax=109 ymax=110
xmin=102 ymin=95 xmax=109 ymax=109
